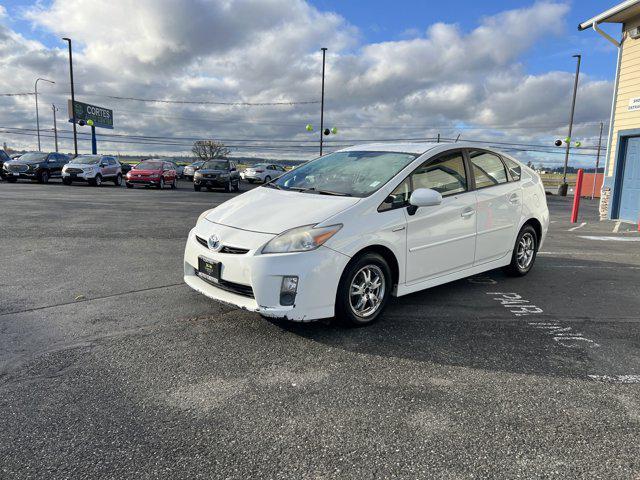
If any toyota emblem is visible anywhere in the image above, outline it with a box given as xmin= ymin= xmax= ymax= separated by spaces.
xmin=207 ymin=233 xmax=222 ymax=251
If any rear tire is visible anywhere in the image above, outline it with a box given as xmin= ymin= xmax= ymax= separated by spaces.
xmin=503 ymin=224 xmax=538 ymax=277
xmin=335 ymin=252 xmax=392 ymax=327
xmin=264 ymin=175 xmax=271 ymax=184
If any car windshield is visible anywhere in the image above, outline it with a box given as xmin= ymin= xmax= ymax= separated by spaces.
xmin=73 ymin=156 xmax=101 ymax=165
xmin=252 ymin=164 xmax=268 ymax=169
xmin=17 ymin=153 xmax=47 ymax=162
xmin=202 ymin=160 xmax=229 ymax=170
xmin=135 ymin=161 xmax=163 ymax=170
xmin=270 ymin=151 xmax=418 ymax=197
xmin=190 ymin=162 xmax=204 ymax=168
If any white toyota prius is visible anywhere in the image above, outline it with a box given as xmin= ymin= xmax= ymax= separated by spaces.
xmin=184 ymin=142 xmax=549 ymax=326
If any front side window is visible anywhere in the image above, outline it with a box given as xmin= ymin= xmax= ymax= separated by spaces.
xmin=412 ymin=151 xmax=467 ymax=197
xmin=469 ymin=150 xmax=508 ymax=188
xmin=272 ymin=150 xmax=418 ymax=197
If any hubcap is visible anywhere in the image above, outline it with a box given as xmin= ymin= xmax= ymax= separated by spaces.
xmin=349 ymin=265 xmax=385 ymax=318
xmin=516 ymin=232 xmax=535 ymax=270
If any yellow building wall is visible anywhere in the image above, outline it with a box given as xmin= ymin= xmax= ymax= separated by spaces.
xmin=608 ymin=15 xmax=640 ymax=176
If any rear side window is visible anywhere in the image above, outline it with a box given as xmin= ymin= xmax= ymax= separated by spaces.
xmin=503 ymin=157 xmax=522 ymax=181
xmin=412 ymin=151 xmax=467 ymax=197
xmin=469 ymin=150 xmax=508 ymax=188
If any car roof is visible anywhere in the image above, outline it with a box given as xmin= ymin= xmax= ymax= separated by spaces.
xmin=336 ymin=141 xmax=515 ymax=158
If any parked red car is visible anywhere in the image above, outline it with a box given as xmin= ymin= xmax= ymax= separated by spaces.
xmin=125 ymin=160 xmax=177 ymax=189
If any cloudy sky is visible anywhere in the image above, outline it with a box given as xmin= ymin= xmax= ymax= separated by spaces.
xmin=0 ymin=0 xmax=623 ymax=166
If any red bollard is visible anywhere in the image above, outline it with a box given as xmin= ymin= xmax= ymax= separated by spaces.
xmin=570 ymin=168 xmax=584 ymax=223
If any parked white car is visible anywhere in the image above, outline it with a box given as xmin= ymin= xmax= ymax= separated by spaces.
xmin=62 ymin=155 xmax=122 ymax=186
xmin=184 ymin=142 xmax=549 ymax=326
xmin=241 ymin=163 xmax=286 ymax=183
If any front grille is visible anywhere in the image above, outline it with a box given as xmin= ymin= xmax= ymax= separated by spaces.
xmin=196 ymin=272 xmax=254 ymax=298
xmin=66 ymin=168 xmax=83 ymax=174
xmin=195 ymin=235 xmax=249 ymax=254
xmin=9 ymin=164 xmax=28 ymax=173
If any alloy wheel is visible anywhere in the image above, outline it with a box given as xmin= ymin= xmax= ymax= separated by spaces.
xmin=516 ymin=232 xmax=535 ymax=270
xmin=349 ymin=265 xmax=386 ymax=318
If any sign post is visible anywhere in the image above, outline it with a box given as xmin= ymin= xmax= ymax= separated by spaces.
xmin=67 ymin=100 xmax=113 ymax=154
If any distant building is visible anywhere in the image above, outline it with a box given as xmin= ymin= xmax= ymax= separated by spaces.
xmin=581 ymin=1 xmax=640 ymax=222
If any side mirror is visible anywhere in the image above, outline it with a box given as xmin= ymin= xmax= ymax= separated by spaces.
xmin=409 ymin=188 xmax=442 ymax=208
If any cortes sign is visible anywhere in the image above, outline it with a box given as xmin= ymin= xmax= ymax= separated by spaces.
xmin=67 ymin=100 xmax=114 ymax=129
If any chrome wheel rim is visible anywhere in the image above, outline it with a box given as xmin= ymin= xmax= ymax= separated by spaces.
xmin=517 ymin=232 xmax=535 ymax=270
xmin=95 ymin=176 xmax=101 ymax=186
xmin=349 ymin=265 xmax=385 ymax=318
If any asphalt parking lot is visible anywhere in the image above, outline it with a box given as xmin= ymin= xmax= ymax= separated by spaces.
xmin=1 ymin=179 xmax=639 ymax=479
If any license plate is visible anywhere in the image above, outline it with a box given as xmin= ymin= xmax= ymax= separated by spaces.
xmin=198 ymin=256 xmax=221 ymax=283
xmin=13 ymin=172 xmax=19 ymax=176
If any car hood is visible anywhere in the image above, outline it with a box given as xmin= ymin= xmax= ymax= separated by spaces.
xmin=198 ymin=168 xmax=228 ymax=174
xmin=129 ymin=168 xmax=161 ymax=174
xmin=204 ymin=186 xmax=360 ymax=234
xmin=66 ymin=162 xmax=97 ymax=168
xmin=7 ymin=159 xmax=43 ymax=165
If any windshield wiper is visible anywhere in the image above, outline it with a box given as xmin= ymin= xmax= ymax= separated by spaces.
xmin=316 ymin=189 xmax=352 ymax=197
xmin=263 ymin=183 xmax=283 ymax=190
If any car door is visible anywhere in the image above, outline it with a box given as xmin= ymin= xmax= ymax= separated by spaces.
xmin=468 ymin=149 xmax=522 ymax=265
xmin=47 ymin=153 xmax=61 ymax=177
xmin=164 ymin=162 xmax=176 ymax=182
xmin=230 ymin=162 xmax=239 ymax=181
xmin=404 ymin=149 xmax=477 ymax=284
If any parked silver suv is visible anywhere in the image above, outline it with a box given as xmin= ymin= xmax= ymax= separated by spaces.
xmin=62 ymin=155 xmax=123 ymax=186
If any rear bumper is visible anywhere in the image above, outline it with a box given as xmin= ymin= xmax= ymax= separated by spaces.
xmin=183 ymin=224 xmax=350 ymax=321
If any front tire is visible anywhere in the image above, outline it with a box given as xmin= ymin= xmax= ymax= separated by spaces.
xmin=194 ymin=184 xmax=201 ymax=192
xmin=263 ymin=175 xmax=271 ymax=184
xmin=248 ymin=179 xmax=254 ymax=184
xmin=335 ymin=252 xmax=392 ymax=327
xmin=503 ymin=225 xmax=538 ymax=277
xmin=233 ymin=179 xmax=240 ymax=192
xmin=126 ymin=182 xmax=134 ymax=189
xmin=38 ymin=171 xmax=50 ymax=184
xmin=6 ymin=177 xmax=17 ymax=183
xmin=171 ymin=178 xmax=177 ymax=189
xmin=114 ymin=174 xmax=122 ymax=186
xmin=158 ymin=178 xmax=164 ymax=189
xmin=62 ymin=178 xmax=72 ymax=185
xmin=91 ymin=174 xmax=102 ymax=187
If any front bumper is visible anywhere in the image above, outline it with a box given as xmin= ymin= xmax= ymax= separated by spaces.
xmin=183 ymin=222 xmax=350 ymax=321
xmin=194 ymin=176 xmax=227 ymax=187
xmin=126 ymin=176 xmax=161 ymax=185
xmin=62 ymin=171 xmax=95 ymax=181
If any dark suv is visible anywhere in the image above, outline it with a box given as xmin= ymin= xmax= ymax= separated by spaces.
xmin=2 ymin=152 xmax=70 ymax=183
xmin=193 ymin=159 xmax=240 ymax=192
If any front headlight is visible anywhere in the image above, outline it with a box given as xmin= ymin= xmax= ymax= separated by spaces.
xmin=30 ymin=163 xmax=40 ymax=170
xmin=194 ymin=171 xmax=203 ymax=178
xmin=262 ymin=224 xmax=342 ymax=254
xmin=197 ymin=208 xmax=215 ymax=224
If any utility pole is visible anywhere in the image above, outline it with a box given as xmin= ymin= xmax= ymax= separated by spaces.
xmin=52 ymin=104 xmax=59 ymax=153
xmin=319 ymin=47 xmax=327 ymax=156
xmin=35 ymin=78 xmax=55 ymax=151
xmin=591 ymin=121 xmax=604 ymax=199
xmin=561 ymin=54 xmax=581 ymax=196
xmin=62 ymin=37 xmax=78 ymax=156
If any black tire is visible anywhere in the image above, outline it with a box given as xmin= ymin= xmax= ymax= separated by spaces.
xmin=6 ymin=177 xmax=17 ymax=183
xmin=158 ymin=178 xmax=164 ymax=189
xmin=264 ymin=175 xmax=271 ymax=184
xmin=233 ymin=179 xmax=240 ymax=192
xmin=91 ymin=174 xmax=102 ymax=187
xmin=62 ymin=178 xmax=72 ymax=185
xmin=194 ymin=184 xmax=201 ymax=192
xmin=207 ymin=186 xmax=215 ymax=192
xmin=114 ymin=174 xmax=122 ymax=186
xmin=335 ymin=252 xmax=392 ymax=327
xmin=171 ymin=178 xmax=177 ymax=189
xmin=248 ymin=179 xmax=254 ymax=184
xmin=503 ymin=224 xmax=538 ymax=277
xmin=126 ymin=182 xmax=134 ymax=189
xmin=38 ymin=171 xmax=50 ymax=184
xmin=224 ymin=180 xmax=231 ymax=192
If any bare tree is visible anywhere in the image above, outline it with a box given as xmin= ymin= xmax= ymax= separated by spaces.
xmin=192 ymin=140 xmax=231 ymax=161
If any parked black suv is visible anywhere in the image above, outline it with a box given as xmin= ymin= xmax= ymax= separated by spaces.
xmin=193 ymin=159 xmax=240 ymax=192
xmin=2 ymin=152 xmax=70 ymax=183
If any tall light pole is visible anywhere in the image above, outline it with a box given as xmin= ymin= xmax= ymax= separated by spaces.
xmin=35 ymin=78 xmax=55 ymax=151
xmin=62 ymin=37 xmax=78 ymax=156
xmin=319 ymin=47 xmax=327 ymax=156
xmin=52 ymin=104 xmax=59 ymax=153
xmin=561 ymin=54 xmax=581 ymax=196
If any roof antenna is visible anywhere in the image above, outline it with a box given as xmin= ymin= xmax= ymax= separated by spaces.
xmin=454 ymin=133 xmax=461 ymax=143
xmin=437 ymin=133 xmax=440 ymax=143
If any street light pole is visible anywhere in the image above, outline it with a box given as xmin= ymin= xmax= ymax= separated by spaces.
xmin=319 ymin=47 xmax=327 ymax=156
xmin=561 ymin=54 xmax=581 ymax=196
xmin=35 ymin=78 xmax=55 ymax=151
xmin=62 ymin=37 xmax=78 ymax=156
xmin=52 ymin=104 xmax=59 ymax=153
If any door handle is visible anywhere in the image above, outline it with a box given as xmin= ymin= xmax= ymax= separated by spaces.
xmin=461 ymin=208 xmax=475 ymax=218
xmin=508 ymin=193 xmax=519 ymax=204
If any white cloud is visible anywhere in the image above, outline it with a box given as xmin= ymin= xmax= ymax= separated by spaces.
xmin=0 ymin=0 xmax=612 ymax=167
